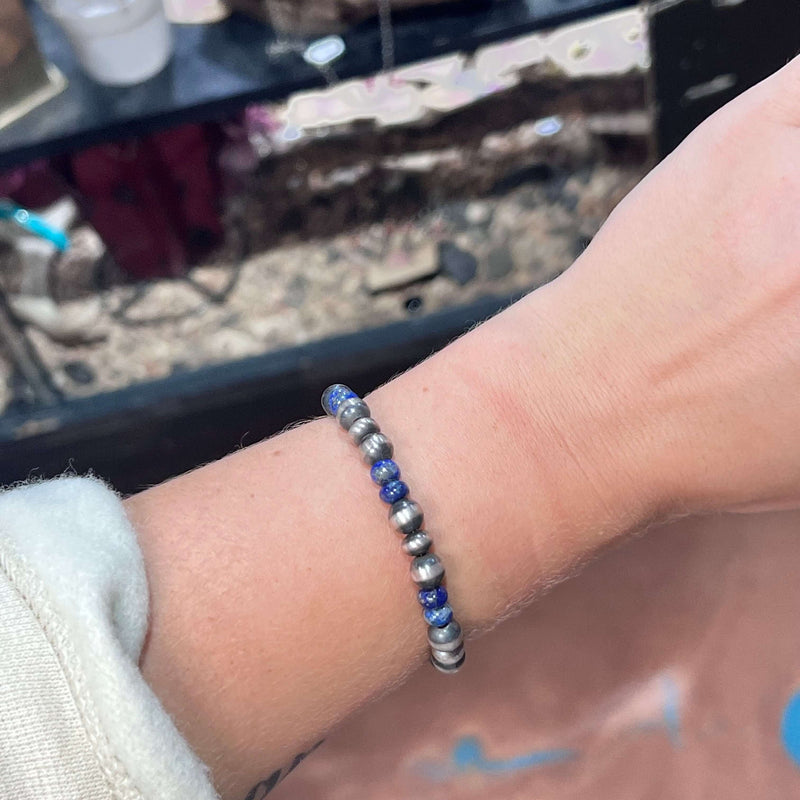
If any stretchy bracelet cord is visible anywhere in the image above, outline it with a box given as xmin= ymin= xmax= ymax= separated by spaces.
xmin=322 ymin=384 xmax=465 ymax=674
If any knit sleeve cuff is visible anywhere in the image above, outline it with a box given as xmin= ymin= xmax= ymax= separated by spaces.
xmin=0 ymin=476 xmax=219 ymax=800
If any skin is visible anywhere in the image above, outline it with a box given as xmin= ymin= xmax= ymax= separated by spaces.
xmin=126 ymin=56 xmax=800 ymax=799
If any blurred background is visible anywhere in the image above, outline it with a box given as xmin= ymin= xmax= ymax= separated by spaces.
xmin=2 ymin=4 xmax=800 ymax=797
xmin=1 ymin=0 xmax=795 ymax=494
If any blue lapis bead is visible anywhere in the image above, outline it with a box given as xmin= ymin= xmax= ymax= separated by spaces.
xmin=418 ymin=586 xmax=448 ymax=609
xmin=328 ymin=388 xmax=357 ymax=415
xmin=322 ymin=384 xmax=357 ymax=416
xmin=379 ymin=479 xmax=408 ymax=504
xmin=424 ymin=604 xmax=453 ymax=627
xmin=370 ymin=458 xmax=400 ymax=485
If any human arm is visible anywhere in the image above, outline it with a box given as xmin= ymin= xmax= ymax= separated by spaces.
xmin=126 ymin=55 xmax=800 ymax=800
xmin=126 ymin=280 xmax=663 ymax=799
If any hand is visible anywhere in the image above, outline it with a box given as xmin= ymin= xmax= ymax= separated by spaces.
xmin=549 ymin=55 xmax=800 ymax=516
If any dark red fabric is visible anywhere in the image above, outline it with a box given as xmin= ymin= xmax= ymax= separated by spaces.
xmin=70 ymin=125 xmax=222 ymax=279
xmin=0 ymin=160 xmax=70 ymax=209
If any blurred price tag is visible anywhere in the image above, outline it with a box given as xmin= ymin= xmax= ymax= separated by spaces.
xmin=303 ymin=36 xmax=346 ymax=67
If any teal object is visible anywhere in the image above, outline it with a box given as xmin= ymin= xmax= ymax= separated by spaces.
xmin=0 ymin=201 xmax=70 ymax=252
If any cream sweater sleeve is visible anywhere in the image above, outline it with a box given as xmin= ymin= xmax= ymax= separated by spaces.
xmin=0 ymin=476 xmax=219 ymax=800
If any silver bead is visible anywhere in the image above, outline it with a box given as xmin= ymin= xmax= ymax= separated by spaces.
xmin=337 ymin=397 xmax=370 ymax=431
xmin=401 ymin=530 xmax=431 ymax=556
xmin=431 ymin=644 xmax=465 ymax=666
xmin=427 ymin=620 xmax=463 ymax=652
xmin=410 ymin=553 xmax=444 ymax=589
xmin=430 ymin=648 xmax=465 ymax=673
xmin=390 ymin=498 xmax=423 ymax=534
xmin=359 ymin=433 xmax=393 ymax=465
xmin=348 ymin=416 xmax=380 ymax=444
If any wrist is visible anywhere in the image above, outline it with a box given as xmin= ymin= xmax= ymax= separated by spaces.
xmin=129 ymin=262 xmax=675 ymax=797
xmin=480 ymin=277 xmax=672 ymax=584
xmin=367 ymin=275 xmax=668 ymax=632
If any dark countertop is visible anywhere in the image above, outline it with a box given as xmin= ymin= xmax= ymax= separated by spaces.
xmin=0 ymin=0 xmax=633 ymax=170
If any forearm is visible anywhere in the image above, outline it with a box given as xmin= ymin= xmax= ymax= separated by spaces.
xmin=126 ymin=270 xmax=665 ymax=799
xmin=123 ymin=54 xmax=800 ymax=799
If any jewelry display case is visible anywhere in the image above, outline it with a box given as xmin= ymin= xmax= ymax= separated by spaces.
xmin=0 ymin=0 xmax=796 ymax=492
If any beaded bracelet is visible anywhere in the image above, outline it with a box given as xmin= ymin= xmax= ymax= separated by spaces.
xmin=322 ymin=384 xmax=465 ymax=673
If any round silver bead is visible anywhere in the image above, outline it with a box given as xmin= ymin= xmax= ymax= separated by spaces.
xmin=390 ymin=498 xmax=423 ymax=534
xmin=410 ymin=553 xmax=444 ymax=589
xmin=348 ymin=416 xmax=380 ymax=445
xmin=430 ymin=648 xmax=465 ymax=673
xmin=401 ymin=530 xmax=432 ymax=556
xmin=431 ymin=644 xmax=465 ymax=667
xmin=337 ymin=397 xmax=370 ymax=431
xmin=427 ymin=620 xmax=463 ymax=652
xmin=359 ymin=433 xmax=393 ymax=465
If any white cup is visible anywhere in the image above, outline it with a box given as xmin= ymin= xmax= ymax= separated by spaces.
xmin=42 ymin=0 xmax=173 ymax=86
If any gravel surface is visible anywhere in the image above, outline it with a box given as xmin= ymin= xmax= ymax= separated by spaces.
xmin=0 ymin=82 xmax=650 ymax=412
